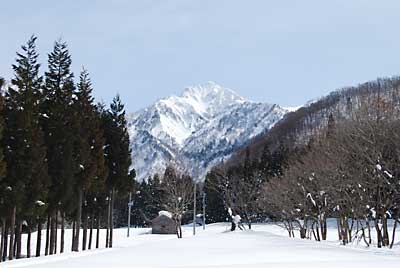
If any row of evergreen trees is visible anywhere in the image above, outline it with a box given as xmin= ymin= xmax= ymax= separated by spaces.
xmin=0 ymin=36 xmax=133 ymax=262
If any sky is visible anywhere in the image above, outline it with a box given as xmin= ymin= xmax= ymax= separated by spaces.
xmin=1 ymin=0 xmax=400 ymax=112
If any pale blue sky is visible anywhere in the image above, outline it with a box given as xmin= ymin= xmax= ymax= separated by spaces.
xmin=1 ymin=0 xmax=400 ymax=112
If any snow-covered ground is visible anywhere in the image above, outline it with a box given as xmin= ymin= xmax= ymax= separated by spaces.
xmin=3 ymin=223 xmax=400 ymax=268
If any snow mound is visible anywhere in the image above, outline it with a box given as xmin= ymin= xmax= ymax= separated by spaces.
xmin=158 ymin=210 xmax=173 ymax=218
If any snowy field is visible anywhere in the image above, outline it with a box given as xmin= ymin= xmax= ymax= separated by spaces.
xmin=2 ymin=222 xmax=400 ymax=268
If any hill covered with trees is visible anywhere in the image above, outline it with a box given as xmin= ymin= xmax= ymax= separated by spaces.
xmin=204 ymin=76 xmax=400 ymax=248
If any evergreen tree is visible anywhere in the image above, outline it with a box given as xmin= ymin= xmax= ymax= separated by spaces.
xmin=4 ymin=36 xmax=49 ymax=259
xmin=204 ymin=172 xmax=227 ymax=223
xmin=42 ymin=39 xmax=77 ymax=255
xmin=132 ymin=174 xmax=164 ymax=226
xmin=87 ymin=103 xmax=110 ymax=249
xmin=146 ymin=174 xmax=164 ymax=218
xmin=72 ymin=69 xmax=107 ymax=252
xmin=260 ymin=142 xmax=287 ymax=178
xmin=102 ymin=95 xmax=132 ymax=248
xmin=0 ymin=78 xmax=7 ymax=262
xmin=131 ymin=180 xmax=146 ymax=226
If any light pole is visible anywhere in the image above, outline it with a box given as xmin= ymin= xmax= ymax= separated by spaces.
xmin=127 ymin=169 xmax=136 ymax=238
xmin=127 ymin=192 xmax=133 ymax=237
xmin=202 ymin=192 xmax=206 ymax=230
xmin=193 ymin=183 xmax=197 ymax=236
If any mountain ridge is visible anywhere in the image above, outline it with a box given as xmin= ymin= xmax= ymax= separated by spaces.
xmin=128 ymin=82 xmax=287 ymax=181
xmin=221 ymin=75 xmax=400 ymax=170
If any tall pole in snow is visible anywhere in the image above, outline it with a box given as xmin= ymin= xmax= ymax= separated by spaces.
xmin=202 ymin=192 xmax=206 ymax=230
xmin=193 ymin=183 xmax=196 ymax=236
xmin=127 ymin=192 xmax=132 ymax=237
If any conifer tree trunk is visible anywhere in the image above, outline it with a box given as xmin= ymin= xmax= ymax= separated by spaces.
xmin=0 ymin=218 xmax=5 ymax=263
xmin=71 ymin=220 xmax=75 ymax=251
xmin=96 ymin=212 xmax=100 ymax=249
xmin=109 ymin=188 xmax=114 ymax=248
xmin=45 ymin=214 xmax=50 ymax=256
xmin=27 ymin=225 xmax=31 ymax=258
xmin=13 ymin=231 xmax=17 ymax=258
xmin=2 ymin=222 xmax=8 ymax=262
xmin=82 ymin=212 xmax=88 ymax=251
xmin=50 ymin=212 xmax=56 ymax=254
xmin=106 ymin=195 xmax=110 ymax=248
xmin=88 ymin=213 xmax=94 ymax=250
xmin=9 ymin=206 xmax=16 ymax=260
xmin=73 ymin=189 xmax=83 ymax=252
xmin=60 ymin=212 xmax=65 ymax=253
xmin=54 ymin=211 xmax=58 ymax=254
xmin=16 ymin=221 xmax=22 ymax=259
xmin=36 ymin=221 xmax=42 ymax=257
xmin=105 ymin=225 xmax=109 ymax=247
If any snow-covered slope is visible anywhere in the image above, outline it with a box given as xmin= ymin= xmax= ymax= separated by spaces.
xmin=128 ymin=82 xmax=287 ymax=181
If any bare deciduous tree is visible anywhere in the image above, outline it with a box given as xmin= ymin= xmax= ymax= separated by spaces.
xmin=160 ymin=166 xmax=194 ymax=238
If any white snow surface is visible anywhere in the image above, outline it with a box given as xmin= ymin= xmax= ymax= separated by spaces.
xmin=283 ymin=105 xmax=302 ymax=112
xmin=3 ymin=221 xmax=400 ymax=268
xmin=233 ymin=214 xmax=241 ymax=224
xmin=128 ymin=82 xmax=288 ymax=181
xmin=158 ymin=210 xmax=172 ymax=218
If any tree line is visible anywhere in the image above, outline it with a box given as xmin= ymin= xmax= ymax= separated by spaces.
xmin=205 ymin=76 xmax=400 ymax=248
xmin=0 ymin=36 xmax=133 ymax=262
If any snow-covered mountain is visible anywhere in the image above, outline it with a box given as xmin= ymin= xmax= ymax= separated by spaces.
xmin=128 ymin=82 xmax=288 ymax=181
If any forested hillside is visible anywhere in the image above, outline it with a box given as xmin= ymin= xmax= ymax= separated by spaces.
xmin=205 ymin=76 xmax=400 ymax=248
xmin=228 ymin=77 xmax=400 ymax=163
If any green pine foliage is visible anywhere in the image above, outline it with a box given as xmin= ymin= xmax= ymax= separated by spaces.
xmin=204 ymin=172 xmax=228 ymax=223
xmin=104 ymin=95 xmax=132 ymax=192
xmin=4 ymin=35 xmax=49 ymax=219
xmin=4 ymin=35 xmax=49 ymax=259
xmin=72 ymin=69 xmax=109 ymax=251
xmin=86 ymin=103 xmax=110 ymax=215
xmin=101 ymin=95 xmax=132 ymax=247
xmin=42 ymin=39 xmax=77 ymax=216
xmin=131 ymin=174 xmax=164 ymax=226
xmin=0 ymin=77 xmax=7 ymax=242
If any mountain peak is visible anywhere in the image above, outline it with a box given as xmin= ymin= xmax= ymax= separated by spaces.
xmin=128 ymin=82 xmax=287 ymax=181
xmin=178 ymin=82 xmax=247 ymax=118
xmin=182 ymin=81 xmax=246 ymax=104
